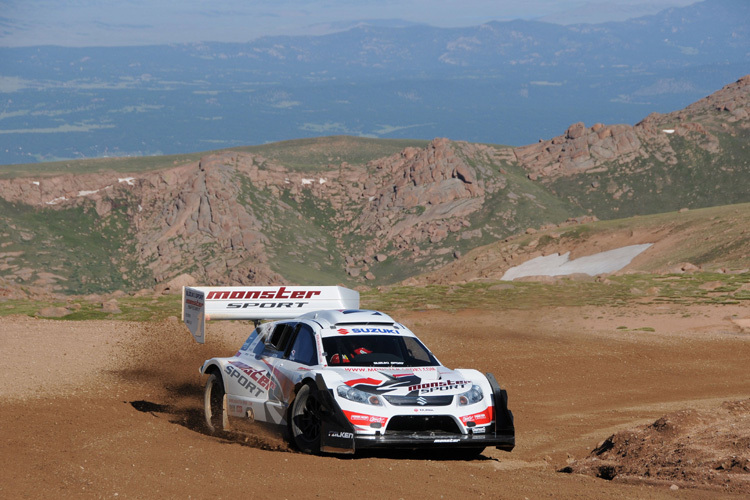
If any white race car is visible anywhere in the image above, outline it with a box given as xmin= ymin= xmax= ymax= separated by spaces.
xmin=182 ymin=285 xmax=514 ymax=456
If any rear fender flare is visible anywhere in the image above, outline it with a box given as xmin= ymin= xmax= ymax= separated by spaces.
xmin=201 ymin=361 xmax=230 ymax=393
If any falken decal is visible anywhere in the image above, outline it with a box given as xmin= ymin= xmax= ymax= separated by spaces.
xmin=327 ymin=431 xmax=354 ymax=439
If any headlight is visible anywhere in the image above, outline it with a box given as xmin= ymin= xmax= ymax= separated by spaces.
xmin=458 ymin=385 xmax=484 ymax=406
xmin=337 ymin=385 xmax=382 ymax=406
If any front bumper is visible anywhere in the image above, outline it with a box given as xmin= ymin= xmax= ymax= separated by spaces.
xmin=353 ymin=430 xmax=515 ymax=451
xmin=315 ymin=373 xmax=516 ymax=454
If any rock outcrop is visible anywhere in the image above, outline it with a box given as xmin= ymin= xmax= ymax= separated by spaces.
xmin=514 ymin=122 xmax=643 ymax=176
xmin=513 ymin=75 xmax=750 ymax=178
xmin=350 ymin=138 xmax=502 ymax=261
xmin=0 ymin=138 xmax=512 ymax=288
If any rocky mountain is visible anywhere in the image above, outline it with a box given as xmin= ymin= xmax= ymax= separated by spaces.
xmin=0 ymin=138 xmax=571 ymax=294
xmin=515 ymin=75 xmax=750 ymax=218
xmin=0 ymin=76 xmax=748 ymax=296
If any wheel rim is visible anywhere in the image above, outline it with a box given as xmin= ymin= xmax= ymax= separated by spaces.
xmin=294 ymin=388 xmax=321 ymax=444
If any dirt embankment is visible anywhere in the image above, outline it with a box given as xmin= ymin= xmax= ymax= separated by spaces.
xmin=562 ymin=400 xmax=750 ymax=493
xmin=1 ymin=303 xmax=749 ymax=498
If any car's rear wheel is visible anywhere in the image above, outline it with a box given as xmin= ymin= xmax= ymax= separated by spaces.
xmin=204 ymin=372 xmax=228 ymax=434
xmin=290 ymin=383 xmax=322 ymax=454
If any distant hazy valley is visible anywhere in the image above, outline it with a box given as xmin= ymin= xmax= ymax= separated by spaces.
xmin=0 ymin=0 xmax=748 ymax=165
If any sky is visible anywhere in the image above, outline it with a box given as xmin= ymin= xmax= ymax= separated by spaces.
xmin=0 ymin=0 xmax=701 ymax=47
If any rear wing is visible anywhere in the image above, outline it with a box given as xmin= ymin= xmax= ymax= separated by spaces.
xmin=182 ymin=285 xmax=360 ymax=343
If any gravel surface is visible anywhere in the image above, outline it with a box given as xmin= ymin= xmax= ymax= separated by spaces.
xmin=1 ymin=304 xmax=748 ymax=498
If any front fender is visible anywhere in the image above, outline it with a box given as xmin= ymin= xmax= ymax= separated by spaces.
xmin=454 ymin=368 xmax=490 ymax=389
xmin=485 ymin=372 xmax=515 ymax=451
xmin=313 ymin=373 xmax=356 ymax=454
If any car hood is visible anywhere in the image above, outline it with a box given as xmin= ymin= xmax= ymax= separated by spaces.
xmin=327 ymin=366 xmax=473 ymax=396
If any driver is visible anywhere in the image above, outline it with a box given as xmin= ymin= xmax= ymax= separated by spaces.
xmin=330 ymin=346 xmax=372 ymax=364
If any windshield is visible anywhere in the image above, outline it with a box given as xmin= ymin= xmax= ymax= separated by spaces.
xmin=322 ymin=334 xmax=439 ymax=367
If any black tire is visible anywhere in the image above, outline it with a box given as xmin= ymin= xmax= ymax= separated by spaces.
xmin=204 ymin=372 xmax=228 ymax=434
xmin=290 ymin=383 xmax=322 ymax=454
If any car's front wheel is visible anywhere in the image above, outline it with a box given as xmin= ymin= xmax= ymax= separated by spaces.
xmin=204 ymin=372 xmax=229 ymax=434
xmin=290 ymin=383 xmax=322 ymax=454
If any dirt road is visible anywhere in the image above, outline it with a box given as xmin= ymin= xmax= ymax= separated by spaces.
xmin=1 ymin=303 xmax=748 ymax=499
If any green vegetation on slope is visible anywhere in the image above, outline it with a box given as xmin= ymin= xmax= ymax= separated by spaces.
xmin=548 ymin=128 xmax=750 ymax=219
xmin=0 ymin=294 xmax=179 ymax=321
xmin=363 ymin=273 xmax=750 ymax=313
xmin=234 ymin=172 xmax=351 ymax=285
xmin=221 ymin=136 xmax=429 ymax=172
xmin=0 ymin=153 xmax=205 ymax=179
xmin=2 ymin=272 xmax=746 ymax=321
xmin=0 ymin=196 xmax=150 ymax=295
xmin=0 ymin=136 xmax=429 ymax=179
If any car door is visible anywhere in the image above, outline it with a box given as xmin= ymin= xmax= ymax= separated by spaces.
xmin=222 ymin=321 xmax=293 ymax=424
xmin=260 ymin=321 xmax=299 ymax=424
xmin=267 ymin=323 xmax=321 ymax=423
